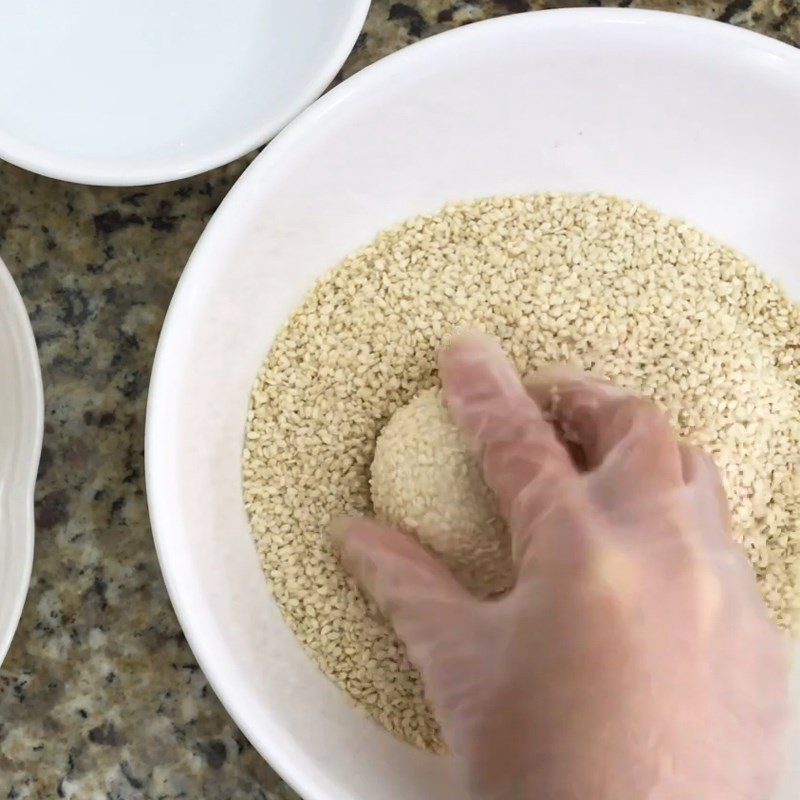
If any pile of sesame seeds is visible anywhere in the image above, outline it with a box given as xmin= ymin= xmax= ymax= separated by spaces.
xmin=242 ymin=193 xmax=800 ymax=752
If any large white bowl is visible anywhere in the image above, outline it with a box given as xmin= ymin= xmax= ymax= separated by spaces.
xmin=0 ymin=0 xmax=369 ymax=185
xmin=146 ymin=10 xmax=800 ymax=799
xmin=0 ymin=256 xmax=43 ymax=666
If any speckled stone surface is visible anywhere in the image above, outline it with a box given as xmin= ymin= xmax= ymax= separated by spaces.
xmin=0 ymin=1 xmax=797 ymax=798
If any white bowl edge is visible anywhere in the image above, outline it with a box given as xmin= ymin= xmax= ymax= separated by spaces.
xmin=0 ymin=257 xmax=43 ymax=666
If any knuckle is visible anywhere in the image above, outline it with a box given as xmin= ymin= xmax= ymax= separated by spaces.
xmin=590 ymin=542 xmax=641 ymax=602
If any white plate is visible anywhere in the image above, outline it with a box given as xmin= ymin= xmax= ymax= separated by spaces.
xmin=146 ymin=10 xmax=800 ymax=800
xmin=0 ymin=256 xmax=43 ymax=666
xmin=0 ymin=0 xmax=369 ymax=185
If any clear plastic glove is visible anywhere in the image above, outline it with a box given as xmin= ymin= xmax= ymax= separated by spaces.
xmin=333 ymin=332 xmax=790 ymax=800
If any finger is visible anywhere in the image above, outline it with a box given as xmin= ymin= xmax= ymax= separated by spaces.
xmin=526 ymin=367 xmax=683 ymax=491
xmin=525 ymin=367 xmax=623 ymax=468
xmin=439 ymin=332 xmax=576 ymax=523
xmin=679 ymin=444 xmax=732 ymax=540
xmin=678 ymin=445 xmax=765 ymax=638
xmin=331 ymin=517 xmax=478 ymax=675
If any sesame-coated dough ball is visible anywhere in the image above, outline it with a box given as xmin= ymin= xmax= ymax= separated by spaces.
xmin=370 ymin=387 xmax=513 ymax=598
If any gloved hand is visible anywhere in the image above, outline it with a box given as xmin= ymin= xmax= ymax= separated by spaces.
xmin=333 ymin=332 xmax=789 ymax=800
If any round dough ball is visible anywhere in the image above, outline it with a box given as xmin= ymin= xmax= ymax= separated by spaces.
xmin=370 ymin=387 xmax=513 ymax=597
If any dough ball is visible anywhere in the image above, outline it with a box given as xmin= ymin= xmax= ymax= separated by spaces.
xmin=370 ymin=387 xmax=513 ymax=597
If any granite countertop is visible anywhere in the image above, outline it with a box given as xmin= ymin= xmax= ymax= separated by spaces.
xmin=0 ymin=1 xmax=797 ymax=798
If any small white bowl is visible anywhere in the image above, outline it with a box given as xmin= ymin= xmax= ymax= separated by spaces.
xmin=0 ymin=256 xmax=43 ymax=666
xmin=147 ymin=10 xmax=800 ymax=799
xmin=0 ymin=0 xmax=370 ymax=185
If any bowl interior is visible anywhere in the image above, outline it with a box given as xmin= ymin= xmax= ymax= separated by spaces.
xmin=0 ymin=0 xmax=368 ymax=184
xmin=147 ymin=11 xmax=800 ymax=800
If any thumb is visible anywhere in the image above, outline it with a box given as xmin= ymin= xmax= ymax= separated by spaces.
xmin=331 ymin=517 xmax=483 ymax=708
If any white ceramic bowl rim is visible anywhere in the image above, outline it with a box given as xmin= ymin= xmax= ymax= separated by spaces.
xmin=0 ymin=258 xmax=43 ymax=665
xmin=0 ymin=0 xmax=370 ymax=186
xmin=146 ymin=9 xmax=800 ymax=799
